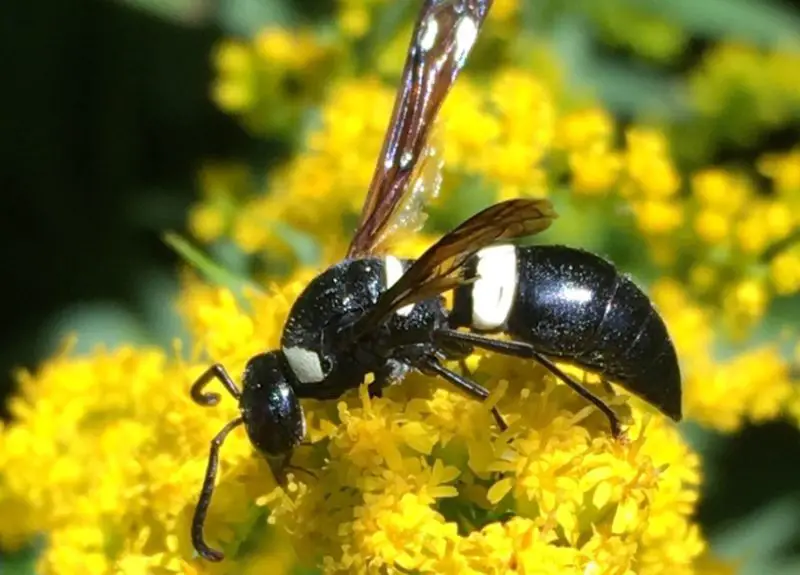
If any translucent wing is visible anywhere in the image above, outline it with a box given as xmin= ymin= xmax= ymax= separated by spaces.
xmin=347 ymin=198 xmax=558 ymax=340
xmin=371 ymin=136 xmax=445 ymax=253
xmin=346 ymin=0 xmax=493 ymax=258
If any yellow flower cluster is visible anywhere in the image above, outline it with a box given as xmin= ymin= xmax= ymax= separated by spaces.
xmin=229 ymin=78 xmax=397 ymax=261
xmin=1 ymin=263 xmax=723 ymax=573
xmin=651 ymin=281 xmax=797 ymax=431
xmin=555 ymin=109 xmax=798 ymax=339
xmin=212 ymin=27 xmax=339 ymax=135
xmin=687 ymin=163 xmax=799 ymax=335
xmin=2 ymin=4 xmax=798 ymax=574
xmin=337 ymin=0 xmax=391 ymax=38
xmin=191 ymin=69 xmax=558 ymax=262
xmin=620 ymin=128 xmax=684 ymax=238
xmin=267 ymin=373 xmax=705 ymax=574
xmin=687 ymin=43 xmax=800 ymax=151
xmin=442 ymin=70 xmax=555 ymax=200
xmin=191 ymin=68 xmax=689 ymax=260
xmin=554 ymin=107 xmax=621 ymax=195
xmin=188 ymin=163 xmax=253 ymax=245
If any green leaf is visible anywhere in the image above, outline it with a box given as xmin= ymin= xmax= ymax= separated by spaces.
xmin=769 ymin=558 xmax=800 ymax=575
xmin=218 ymin=0 xmax=291 ymax=37
xmin=0 ymin=540 xmax=41 ymax=575
xmin=40 ymin=303 xmax=151 ymax=355
xmin=114 ymin=0 xmax=216 ymax=27
xmin=163 ymin=232 xmax=254 ymax=292
xmin=630 ymin=0 xmax=800 ymax=46
xmin=575 ymin=56 xmax=688 ymax=118
xmin=291 ymin=564 xmax=323 ymax=575
xmin=133 ymin=267 xmax=190 ymax=349
xmin=549 ymin=15 xmax=595 ymax=74
xmin=710 ymin=495 xmax=800 ymax=573
xmin=547 ymin=17 xmax=689 ymax=118
xmin=271 ymin=222 xmax=322 ymax=267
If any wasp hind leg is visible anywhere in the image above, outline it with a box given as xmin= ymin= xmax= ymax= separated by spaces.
xmin=417 ymin=355 xmax=508 ymax=432
xmin=599 ymin=377 xmax=616 ymax=396
xmin=434 ymin=329 xmax=623 ymax=440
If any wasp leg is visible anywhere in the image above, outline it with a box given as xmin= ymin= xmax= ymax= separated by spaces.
xmin=599 ymin=378 xmax=616 ymax=396
xmin=368 ymin=367 xmax=394 ymax=399
xmin=580 ymin=371 xmax=616 ymax=397
xmin=417 ymin=355 xmax=508 ymax=432
xmin=442 ymin=342 xmax=474 ymax=376
xmin=434 ymin=329 xmax=622 ymax=439
xmin=192 ymin=417 xmax=244 ymax=562
xmin=191 ymin=364 xmax=241 ymax=406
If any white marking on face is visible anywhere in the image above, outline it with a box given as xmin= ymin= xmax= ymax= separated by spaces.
xmin=283 ymin=346 xmax=325 ymax=384
xmin=384 ymin=255 xmax=415 ymax=316
xmin=418 ymin=16 xmax=439 ymax=52
xmin=454 ymin=16 xmax=478 ymax=66
xmin=471 ymin=244 xmax=517 ymax=330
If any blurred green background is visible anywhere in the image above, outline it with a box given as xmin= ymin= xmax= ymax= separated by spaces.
xmin=1 ymin=0 xmax=799 ymax=573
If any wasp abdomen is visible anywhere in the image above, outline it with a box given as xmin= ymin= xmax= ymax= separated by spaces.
xmin=450 ymin=244 xmax=682 ymax=420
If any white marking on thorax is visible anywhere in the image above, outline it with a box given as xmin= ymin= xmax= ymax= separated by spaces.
xmin=471 ymin=244 xmax=518 ymax=330
xmin=384 ymin=255 xmax=415 ymax=316
xmin=283 ymin=346 xmax=325 ymax=384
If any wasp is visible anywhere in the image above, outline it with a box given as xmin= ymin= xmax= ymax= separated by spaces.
xmin=189 ymin=0 xmax=682 ymax=561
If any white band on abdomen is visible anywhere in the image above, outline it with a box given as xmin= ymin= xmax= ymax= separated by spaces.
xmin=471 ymin=244 xmax=517 ymax=330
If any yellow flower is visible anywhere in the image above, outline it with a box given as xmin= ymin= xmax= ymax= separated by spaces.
xmin=651 ymin=280 xmax=795 ymax=431
xmin=769 ymin=248 xmax=800 ymax=295
xmin=211 ymin=40 xmax=256 ymax=112
xmin=555 ymin=107 xmax=622 ymax=195
xmin=211 ymin=27 xmax=339 ymax=135
xmin=690 ymin=43 xmax=800 ymax=136
xmin=623 ymin=127 xmax=681 ymax=200
xmin=226 ymin=77 xmax=395 ymax=257
xmin=555 ymin=107 xmax=616 ymax=151
xmin=689 ymin=264 xmax=719 ymax=293
xmin=693 ymin=210 xmax=730 ymax=244
xmin=691 ymin=169 xmax=748 ymax=215
xmin=337 ymin=0 xmax=389 ymax=38
xmin=442 ymin=69 xmax=555 ymax=198
xmin=758 ymin=148 xmax=800 ymax=194
xmin=630 ymin=199 xmax=684 ymax=235
xmin=188 ymin=163 xmax=252 ymax=244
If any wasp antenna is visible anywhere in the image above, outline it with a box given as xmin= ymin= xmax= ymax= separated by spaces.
xmin=190 ymin=364 xmax=242 ymax=407
xmin=192 ymin=417 xmax=244 ymax=562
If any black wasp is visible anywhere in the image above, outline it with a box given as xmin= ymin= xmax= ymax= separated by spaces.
xmin=189 ymin=0 xmax=682 ymax=562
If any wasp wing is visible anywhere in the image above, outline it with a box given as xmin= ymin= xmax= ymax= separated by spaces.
xmin=348 ymin=198 xmax=558 ymax=339
xmin=346 ymin=0 xmax=492 ymax=258
xmin=370 ymin=136 xmax=445 ymax=253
